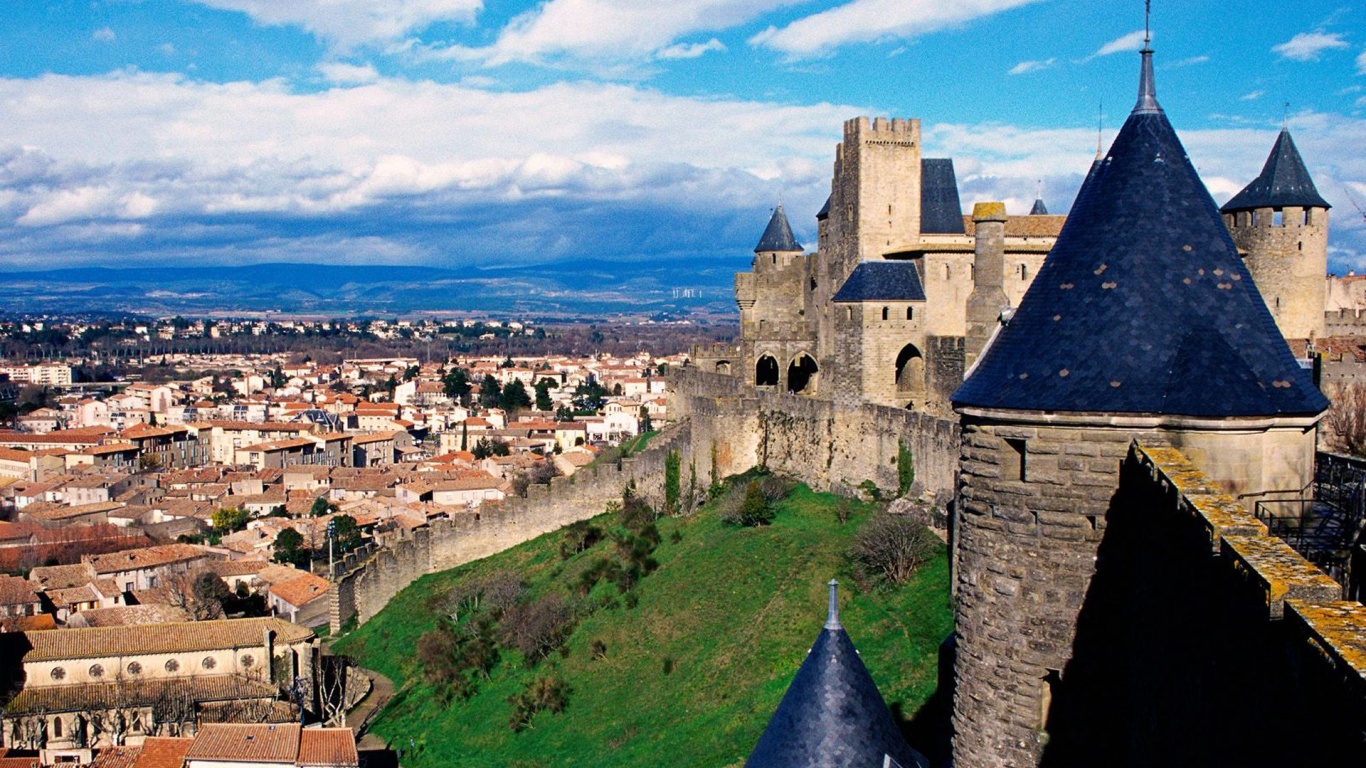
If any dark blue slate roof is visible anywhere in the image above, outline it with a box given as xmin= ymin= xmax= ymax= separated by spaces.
xmin=953 ymin=50 xmax=1328 ymax=418
xmin=1221 ymin=129 xmax=1331 ymax=213
xmin=756 ymin=204 xmax=803 ymax=252
xmin=920 ymin=159 xmax=966 ymax=234
xmin=1030 ymin=198 xmax=1049 ymax=215
xmin=746 ymin=584 xmax=926 ymax=768
xmin=831 ymin=261 xmax=926 ymax=303
xmin=816 ymin=196 xmax=831 ymax=221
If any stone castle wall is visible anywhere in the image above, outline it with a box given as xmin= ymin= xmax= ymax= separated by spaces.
xmin=329 ymin=424 xmax=691 ymax=633
xmin=671 ymin=368 xmax=960 ymax=498
xmin=953 ymin=437 xmax=1366 ymax=767
xmin=1225 ymin=206 xmax=1328 ymax=340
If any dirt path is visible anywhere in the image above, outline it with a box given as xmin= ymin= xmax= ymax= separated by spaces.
xmin=349 ymin=666 xmax=395 ymax=750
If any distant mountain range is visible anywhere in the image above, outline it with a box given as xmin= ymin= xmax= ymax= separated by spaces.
xmin=0 ymin=258 xmax=746 ymax=319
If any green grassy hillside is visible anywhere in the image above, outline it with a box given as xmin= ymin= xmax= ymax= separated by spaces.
xmin=334 ymin=479 xmax=953 ymax=768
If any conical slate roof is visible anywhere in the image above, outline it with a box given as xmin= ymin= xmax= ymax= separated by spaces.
xmin=1221 ymin=129 xmax=1331 ymax=213
xmin=921 ymin=159 xmax=967 ymax=235
xmin=755 ymin=205 xmax=803 ymax=253
xmin=952 ymin=49 xmax=1328 ymax=418
xmin=746 ymin=582 xmax=926 ymax=768
xmin=1030 ymin=198 xmax=1049 ymax=215
xmin=816 ymin=196 xmax=831 ymax=222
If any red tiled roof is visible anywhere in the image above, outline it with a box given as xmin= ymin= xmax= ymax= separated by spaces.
xmin=184 ymin=723 xmax=301 ymax=763
xmin=298 ymin=729 xmax=359 ymax=768
xmin=131 ymin=738 xmax=194 ymax=768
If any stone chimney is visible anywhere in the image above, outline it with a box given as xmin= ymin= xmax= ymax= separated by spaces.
xmin=964 ymin=202 xmax=1009 ymax=371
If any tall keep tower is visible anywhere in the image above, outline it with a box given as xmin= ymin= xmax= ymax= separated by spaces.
xmin=1220 ymin=129 xmax=1331 ymax=342
xmin=949 ymin=42 xmax=1327 ymax=768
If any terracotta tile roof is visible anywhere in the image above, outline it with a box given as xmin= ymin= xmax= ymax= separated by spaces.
xmin=207 ymin=559 xmax=268 ymax=578
xmin=23 ymin=501 xmax=124 ymax=521
xmin=29 ymin=563 xmax=95 ymax=590
xmin=89 ymin=746 xmax=141 ymax=768
xmin=20 ymin=616 xmax=313 ymax=662
xmin=298 ymin=729 xmax=359 ymax=768
xmin=131 ymin=738 xmax=194 ymax=768
xmin=184 ymin=723 xmax=301 ymax=763
xmin=269 ymin=573 xmax=330 ymax=610
xmin=85 ymin=543 xmax=214 ymax=575
xmin=961 ymin=214 xmax=1066 ymax=238
xmin=244 ymin=437 xmax=316 ymax=453
xmin=0 ymin=575 xmax=39 ymax=606
xmin=0 ymin=755 xmax=41 ymax=768
xmin=46 ymin=584 xmax=99 ymax=606
xmin=69 ymin=604 xmax=193 ymax=627
xmin=0 ymin=448 xmax=35 ymax=463
xmin=5 ymin=675 xmax=277 ymax=715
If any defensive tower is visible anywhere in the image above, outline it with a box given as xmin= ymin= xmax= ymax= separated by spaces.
xmin=949 ymin=40 xmax=1327 ymax=767
xmin=1220 ymin=129 xmax=1331 ymax=343
xmin=736 ymin=205 xmax=819 ymax=392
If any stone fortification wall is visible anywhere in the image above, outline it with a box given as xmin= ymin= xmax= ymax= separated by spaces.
xmin=954 ymin=440 xmax=1366 ymax=767
xmin=330 ymin=424 xmax=690 ymax=633
xmin=671 ymin=368 xmax=959 ymax=498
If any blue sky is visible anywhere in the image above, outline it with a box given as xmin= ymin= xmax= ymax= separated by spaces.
xmin=1 ymin=0 xmax=1365 ymax=276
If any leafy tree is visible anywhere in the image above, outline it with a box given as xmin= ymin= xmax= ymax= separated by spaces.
xmin=268 ymin=365 xmax=287 ymax=389
xmin=571 ymin=375 xmax=609 ymax=414
xmin=663 ymin=450 xmax=681 ymax=517
xmin=639 ymin=405 xmax=653 ymax=434
xmin=500 ymin=379 xmax=532 ymax=412
xmin=331 ymin=514 xmax=362 ymax=553
xmin=554 ymin=405 xmax=574 ymax=422
xmin=534 ymin=378 xmax=555 ymax=412
xmin=897 ymin=441 xmax=916 ymax=497
xmin=309 ymin=497 xmax=334 ymax=518
xmin=273 ymin=528 xmax=308 ymax=568
xmin=479 ymin=374 xmax=502 ymax=408
xmin=211 ymin=507 xmax=250 ymax=535
xmin=472 ymin=437 xmax=510 ymax=460
xmin=442 ymin=368 xmax=471 ymax=405
xmin=403 ymin=364 xmax=421 ymax=381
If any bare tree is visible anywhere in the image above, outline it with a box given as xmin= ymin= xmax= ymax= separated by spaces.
xmin=849 ymin=514 xmax=938 ymax=586
xmin=317 ymin=654 xmax=368 ymax=727
xmin=1326 ymin=382 xmax=1366 ymax=457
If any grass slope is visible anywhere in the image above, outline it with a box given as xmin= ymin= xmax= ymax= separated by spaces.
xmin=334 ymin=482 xmax=952 ymax=768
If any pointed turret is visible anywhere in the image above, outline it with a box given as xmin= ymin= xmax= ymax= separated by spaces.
xmin=745 ymin=581 xmax=927 ymax=768
xmin=1220 ymin=129 xmax=1331 ymax=213
xmin=1029 ymin=198 xmax=1049 ymax=216
xmin=755 ymin=204 xmax=803 ymax=253
xmin=952 ymin=43 xmax=1325 ymax=417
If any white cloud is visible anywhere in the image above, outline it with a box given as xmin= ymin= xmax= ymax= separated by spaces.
xmin=750 ymin=0 xmax=1042 ymax=57
xmin=434 ymin=0 xmax=796 ymax=64
xmin=1357 ymin=49 xmax=1366 ymax=74
xmin=1168 ymin=55 xmax=1210 ymax=68
xmin=657 ymin=39 xmax=727 ymax=60
xmin=188 ymin=0 xmax=483 ymax=48
xmin=158 ymin=43 xmax=177 ymax=56
xmin=1091 ymin=30 xmax=1147 ymax=59
xmin=317 ymin=62 xmax=381 ymax=84
xmin=93 ymin=27 xmax=116 ymax=42
xmin=1240 ymin=91 xmax=1264 ymax=101
xmin=1008 ymin=58 xmax=1055 ymax=75
xmin=1272 ymin=31 xmax=1349 ymax=62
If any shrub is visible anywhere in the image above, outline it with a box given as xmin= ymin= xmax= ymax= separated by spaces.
xmin=849 ymin=514 xmax=938 ymax=586
xmin=498 ymin=593 xmax=575 ymax=664
xmin=559 ymin=522 xmax=603 ymax=560
xmin=508 ymin=676 xmax=569 ymax=732
xmin=721 ymin=480 xmax=774 ymax=527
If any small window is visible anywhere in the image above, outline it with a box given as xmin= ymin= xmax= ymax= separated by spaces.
xmin=165 ymin=659 xmax=180 ymax=673
xmin=1305 ymin=209 xmax=1313 ymax=225
xmin=771 ymin=254 xmax=776 ymax=265
xmin=945 ymin=264 xmax=951 ymax=279
xmin=881 ymin=307 xmax=889 ymax=321
xmin=88 ymin=664 xmax=104 ymax=679
xmin=126 ymin=661 xmax=142 ymax=676
xmin=202 ymin=656 xmax=217 ymax=670
xmin=1020 ymin=264 xmax=1029 ymax=280
xmin=52 ymin=717 xmax=62 ymax=739
xmin=906 ymin=307 xmax=914 ymax=320
xmin=845 ymin=307 xmax=853 ymax=321
xmin=241 ymin=654 xmax=255 ymax=668
xmin=1006 ymin=438 xmax=1028 ymax=482
xmin=50 ymin=667 xmax=66 ymax=681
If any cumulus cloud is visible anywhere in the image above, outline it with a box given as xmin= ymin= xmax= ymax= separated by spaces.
xmin=1358 ymin=49 xmax=1366 ymax=74
xmin=317 ymin=62 xmax=381 ymax=84
xmin=657 ymin=39 xmax=727 ymax=60
xmin=1008 ymin=58 xmax=1055 ymax=75
xmin=1272 ymin=31 xmax=1349 ymax=62
xmin=1 ymin=72 xmax=1362 ymax=272
xmin=1089 ymin=30 xmax=1147 ymax=59
xmin=750 ymin=0 xmax=1042 ymax=57
xmin=188 ymin=0 xmax=482 ymax=48
xmin=439 ymin=0 xmax=795 ymax=65
xmin=1240 ymin=91 xmax=1264 ymax=101
xmin=93 ymin=27 xmax=116 ymax=42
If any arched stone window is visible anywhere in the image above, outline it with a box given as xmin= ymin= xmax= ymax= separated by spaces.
xmin=787 ymin=354 xmax=819 ymax=394
xmin=895 ymin=344 xmax=926 ymax=398
xmin=755 ymin=355 xmax=780 ymax=387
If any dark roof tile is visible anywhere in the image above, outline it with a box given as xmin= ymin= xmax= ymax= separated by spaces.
xmin=953 ymin=50 xmax=1327 ymax=418
xmin=1221 ymin=130 xmax=1330 ymax=213
xmin=755 ymin=205 xmax=803 ymax=253
xmin=832 ymin=262 xmax=925 ymax=303
xmin=920 ymin=159 xmax=966 ymax=235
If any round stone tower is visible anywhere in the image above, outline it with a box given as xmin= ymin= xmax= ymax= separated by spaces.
xmin=1220 ymin=129 xmax=1331 ymax=343
xmin=948 ymin=44 xmax=1327 ymax=768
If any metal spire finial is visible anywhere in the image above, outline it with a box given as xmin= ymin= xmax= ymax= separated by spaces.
xmin=1283 ymin=102 xmax=1290 ymax=131
xmin=825 ymin=579 xmax=841 ymax=630
xmin=1096 ymin=100 xmax=1105 ymax=159
xmin=1133 ymin=3 xmax=1161 ymax=115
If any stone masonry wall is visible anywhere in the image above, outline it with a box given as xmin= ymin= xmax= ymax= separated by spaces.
xmin=954 ymin=434 xmax=1366 ymax=767
xmin=330 ymin=423 xmax=691 ymax=633
xmin=1225 ymin=206 xmax=1328 ymax=341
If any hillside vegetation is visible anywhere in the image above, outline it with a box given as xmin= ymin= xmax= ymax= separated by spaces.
xmin=334 ymin=475 xmax=953 ymax=768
